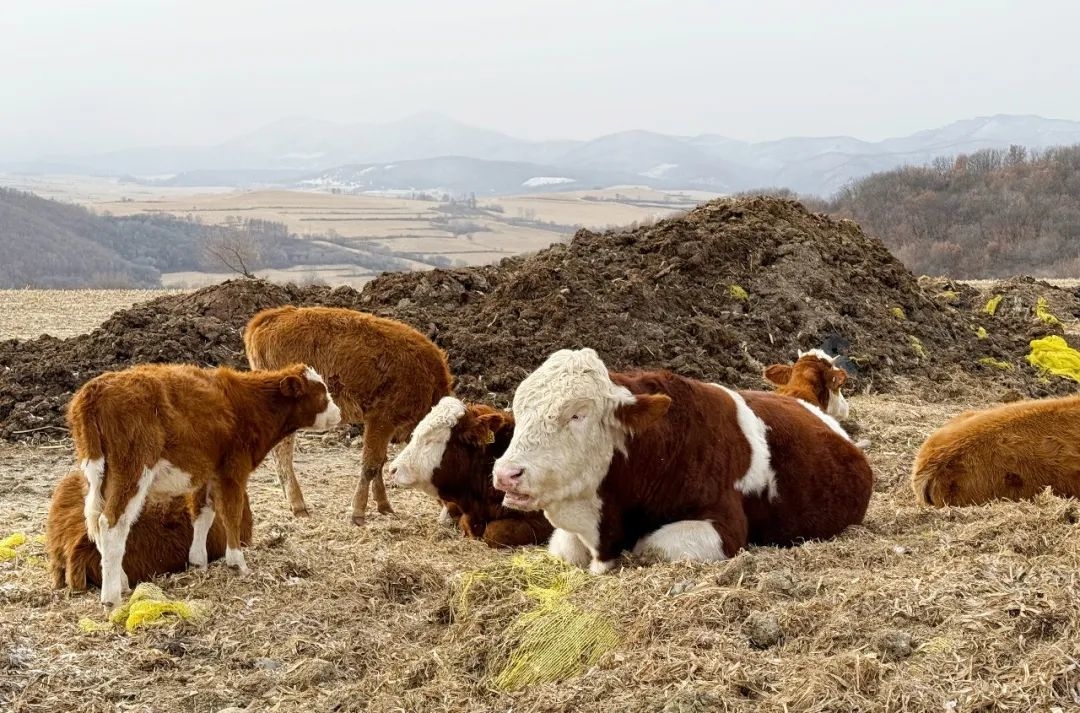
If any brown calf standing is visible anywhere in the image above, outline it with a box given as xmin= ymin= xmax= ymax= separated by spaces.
xmin=68 ymin=362 xmax=340 ymax=606
xmin=389 ymin=398 xmax=554 ymax=548
xmin=763 ymin=349 xmax=850 ymax=420
xmin=244 ymin=305 xmax=453 ymax=526
xmin=46 ymin=470 xmax=253 ymax=592
xmin=912 ymin=394 xmax=1080 ymax=507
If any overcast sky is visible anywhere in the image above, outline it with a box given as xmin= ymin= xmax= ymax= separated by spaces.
xmin=4 ymin=0 xmax=1079 ymax=159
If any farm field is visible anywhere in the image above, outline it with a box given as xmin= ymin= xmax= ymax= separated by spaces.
xmin=2 ymin=284 xmax=1080 ymax=711
xmin=0 ymin=289 xmax=184 ymax=341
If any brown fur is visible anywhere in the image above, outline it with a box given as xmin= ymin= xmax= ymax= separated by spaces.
xmin=67 ymin=361 xmax=333 ymax=594
xmin=244 ymin=305 xmax=453 ymax=524
xmin=763 ymin=353 xmax=847 ymax=411
xmin=912 ymin=394 xmax=1080 ymax=507
xmin=433 ymin=405 xmax=553 ymax=548
xmin=591 ymin=371 xmax=873 ymax=562
xmin=46 ymin=470 xmax=252 ymax=591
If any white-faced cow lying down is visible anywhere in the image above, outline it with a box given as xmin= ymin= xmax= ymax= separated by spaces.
xmin=763 ymin=349 xmax=850 ymax=419
xmin=67 ymin=362 xmax=340 ymax=606
xmin=388 ymin=397 xmax=554 ymax=548
xmin=911 ymin=394 xmax=1080 ymax=507
xmin=244 ymin=306 xmax=453 ymax=526
xmin=492 ymin=348 xmax=873 ymax=574
xmin=46 ymin=469 xmax=253 ymax=592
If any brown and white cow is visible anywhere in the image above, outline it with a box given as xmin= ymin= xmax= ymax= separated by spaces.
xmin=912 ymin=394 xmax=1080 ymax=507
xmin=67 ymin=362 xmax=340 ymax=606
xmin=492 ymin=348 xmax=873 ymax=574
xmin=46 ymin=470 xmax=253 ymax=592
xmin=244 ymin=306 xmax=453 ymax=526
xmin=388 ymin=397 xmax=554 ymax=548
xmin=763 ymin=349 xmax=850 ymax=419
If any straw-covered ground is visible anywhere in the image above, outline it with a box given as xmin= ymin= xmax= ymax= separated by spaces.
xmin=3 ymin=385 xmax=1080 ymax=713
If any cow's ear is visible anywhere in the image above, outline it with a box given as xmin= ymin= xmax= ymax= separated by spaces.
xmin=476 ymin=411 xmax=510 ymax=437
xmin=763 ymin=364 xmax=792 ymax=386
xmin=616 ymin=394 xmax=671 ymax=434
xmin=279 ymin=374 xmax=305 ymax=398
xmin=828 ymin=368 xmax=847 ymax=390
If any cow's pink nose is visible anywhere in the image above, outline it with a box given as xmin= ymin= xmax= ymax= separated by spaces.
xmin=493 ymin=464 xmax=523 ymax=491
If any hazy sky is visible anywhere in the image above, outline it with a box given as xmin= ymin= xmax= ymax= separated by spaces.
xmin=4 ymin=0 xmax=1080 ymax=158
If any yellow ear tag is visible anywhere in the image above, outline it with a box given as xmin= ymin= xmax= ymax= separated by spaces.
xmin=485 ymin=430 xmax=495 ymax=445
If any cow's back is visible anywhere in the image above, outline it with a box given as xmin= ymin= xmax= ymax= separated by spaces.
xmin=739 ymin=391 xmax=873 ymax=545
xmin=244 ymin=306 xmax=452 ymax=423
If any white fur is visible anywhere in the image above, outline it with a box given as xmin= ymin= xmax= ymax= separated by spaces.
xmin=547 ymin=527 xmax=592 ymax=567
xmin=390 ymin=396 xmax=467 ymax=499
xmin=494 ymin=348 xmax=635 ymax=512
xmin=712 ymin=385 xmax=777 ymax=500
xmin=304 ymin=366 xmax=325 ymax=385
xmin=438 ymin=504 xmax=455 ymax=524
xmin=225 ymin=547 xmax=249 ymax=574
xmin=590 ymin=559 xmax=616 ymax=575
xmin=797 ymin=400 xmax=852 ymax=442
xmin=147 ymin=460 xmax=193 ymax=501
xmin=82 ymin=457 xmax=105 ymax=543
xmin=310 ymin=392 xmax=342 ymax=432
xmin=97 ymin=466 xmax=156 ymax=606
xmin=188 ymin=502 xmax=216 ymax=568
xmin=633 ymin=520 xmax=726 ymax=563
xmin=798 ymin=348 xmax=837 ymax=364
xmin=827 ymin=388 xmax=850 ymax=420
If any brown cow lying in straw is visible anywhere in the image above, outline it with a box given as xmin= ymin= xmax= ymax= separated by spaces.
xmin=388 ymin=397 xmax=554 ymax=548
xmin=912 ymin=394 xmax=1080 ymax=507
xmin=46 ymin=470 xmax=253 ymax=592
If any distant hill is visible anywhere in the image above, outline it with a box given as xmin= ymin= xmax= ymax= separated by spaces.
xmin=0 ymin=189 xmax=410 ymax=288
xmin=825 ymin=144 xmax=1080 ymax=278
xmin=16 ymin=113 xmax=1080 ymax=197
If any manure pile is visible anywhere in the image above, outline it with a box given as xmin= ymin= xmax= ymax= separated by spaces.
xmin=1 ymin=197 xmax=1074 ymax=441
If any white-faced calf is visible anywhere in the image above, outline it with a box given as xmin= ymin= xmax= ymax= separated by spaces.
xmin=763 ymin=349 xmax=850 ymax=419
xmin=67 ymin=362 xmax=340 ymax=606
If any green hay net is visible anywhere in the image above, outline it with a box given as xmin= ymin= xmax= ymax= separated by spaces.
xmin=1027 ymin=335 xmax=1080 ymax=383
xmin=454 ymin=552 xmax=619 ymax=691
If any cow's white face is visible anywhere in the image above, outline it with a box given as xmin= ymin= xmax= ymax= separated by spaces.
xmin=388 ymin=396 xmax=465 ymax=498
xmin=493 ymin=348 xmax=669 ymax=511
xmin=797 ymin=349 xmax=849 ymax=420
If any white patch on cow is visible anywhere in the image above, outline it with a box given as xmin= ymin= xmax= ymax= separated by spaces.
xmin=797 ymin=400 xmax=852 ymax=442
xmin=438 ymin=504 xmax=455 ymax=524
xmin=82 ymin=457 xmax=105 ymax=543
xmin=304 ymin=366 xmax=325 ymax=386
xmin=225 ymin=547 xmax=249 ymax=574
xmin=589 ymin=558 xmax=616 ymax=575
xmin=389 ymin=396 xmax=467 ymax=498
xmin=547 ymin=527 xmax=592 ymax=567
xmin=97 ymin=466 xmax=155 ymax=607
xmin=494 ymin=348 xmax=635 ymax=512
xmin=632 ymin=520 xmax=726 ymax=563
xmin=188 ymin=502 xmax=215 ymax=568
xmin=711 ymin=385 xmax=777 ymax=500
xmin=798 ymin=348 xmax=837 ymax=364
xmin=147 ymin=460 xmax=193 ymax=501
xmin=308 ymin=373 xmax=342 ymax=431
xmin=825 ymin=388 xmax=850 ymax=420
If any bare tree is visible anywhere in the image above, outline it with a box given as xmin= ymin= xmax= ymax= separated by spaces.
xmin=201 ymin=230 xmax=260 ymax=278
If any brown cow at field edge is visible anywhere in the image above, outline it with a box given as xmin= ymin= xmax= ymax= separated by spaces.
xmin=68 ymin=361 xmax=340 ymax=606
xmin=47 ymin=470 xmax=253 ymax=592
xmin=763 ymin=349 xmax=850 ymax=419
xmin=911 ymin=394 xmax=1080 ymax=507
xmin=492 ymin=348 xmax=873 ymax=573
xmin=244 ymin=306 xmax=453 ymax=526
xmin=388 ymin=397 xmax=554 ymax=548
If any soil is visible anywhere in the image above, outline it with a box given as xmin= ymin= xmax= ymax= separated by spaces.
xmin=1 ymin=196 xmax=1076 ymax=442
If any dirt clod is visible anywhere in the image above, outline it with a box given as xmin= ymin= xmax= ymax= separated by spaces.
xmin=744 ymin=611 xmax=783 ymax=649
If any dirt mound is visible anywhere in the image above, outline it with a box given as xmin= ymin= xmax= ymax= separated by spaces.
xmin=1 ymin=197 xmax=1073 ymax=442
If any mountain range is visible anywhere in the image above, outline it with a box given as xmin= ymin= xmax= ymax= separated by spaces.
xmin=8 ymin=113 xmax=1080 ymax=198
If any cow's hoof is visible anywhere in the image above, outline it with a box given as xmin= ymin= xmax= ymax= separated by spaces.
xmin=377 ymin=503 xmax=395 ymax=516
xmin=292 ymin=506 xmax=312 ymax=517
xmin=351 ymin=515 xmax=366 ymax=527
